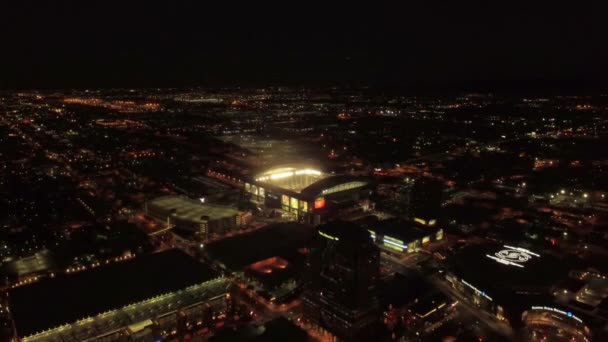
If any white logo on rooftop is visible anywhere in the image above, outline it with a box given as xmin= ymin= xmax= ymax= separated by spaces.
xmin=486 ymin=245 xmax=539 ymax=268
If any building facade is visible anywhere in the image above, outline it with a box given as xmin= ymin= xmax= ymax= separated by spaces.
xmin=303 ymin=221 xmax=380 ymax=341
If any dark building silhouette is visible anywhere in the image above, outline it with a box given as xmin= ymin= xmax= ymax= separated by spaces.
xmin=411 ymin=178 xmax=445 ymax=224
xmin=395 ymin=177 xmax=415 ymax=219
xmin=303 ymin=221 xmax=380 ymax=341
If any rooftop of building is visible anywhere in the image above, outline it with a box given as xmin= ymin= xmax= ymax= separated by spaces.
xmin=556 ymin=277 xmax=588 ymax=293
xmin=299 ymin=175 xmax=369 ymax=199
xmin=410 ymin=291 xmax=450 ymax=319
xmin=210 ymin=316 xmax=307 ymax=342
xmin=317 ymin=220 xmax=373 ymax=245
xmin=379 ymin=273 xmax=436 ymax=309
xmin=448 ymin=243 xmax=580 ymax=318
xmin=356 ymin=217 xmax=438 ymax=242
xmin=9 ymin=249 xmax=218 ymax=337
xmin=375 ymin=218 xmax=438 ymax=241
xmin=449 ymin=243 xmax=574 ymax=289
xmin=147 ymin=195 xmax=240 ymax=222
xmin=205 ymin=222 xmax=314 ymax=270
xmin=245 ymin=256 xmax=296 ymax=289
xmin=0 ymin=249 xmax=55 ymax=277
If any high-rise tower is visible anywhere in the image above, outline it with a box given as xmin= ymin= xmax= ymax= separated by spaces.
xmin=303 ymin=221 xmax=380 ymax=341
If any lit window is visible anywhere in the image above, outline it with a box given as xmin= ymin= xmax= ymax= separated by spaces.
xmin=290 ymin=197 xmax=299 ymax=209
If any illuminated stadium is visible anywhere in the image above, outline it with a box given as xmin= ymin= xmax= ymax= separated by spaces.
xmin=244 ymin=164 xmax=371 ymax=224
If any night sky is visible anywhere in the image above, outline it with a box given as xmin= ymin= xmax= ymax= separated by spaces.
xmin=1 ymin=2 xmax=607 ymax=89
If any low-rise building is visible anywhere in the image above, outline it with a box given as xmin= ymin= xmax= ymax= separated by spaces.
xmin=8 ymin=249 xmax=230 ymax=342
xmin=145 ymin=195 xmax=251 ymax=238
xmin=357 ymin=217 xmax=444 ymax=255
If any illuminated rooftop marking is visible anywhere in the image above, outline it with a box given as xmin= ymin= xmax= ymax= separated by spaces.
xmin=486 ymin=245 xmax=540 ymax=268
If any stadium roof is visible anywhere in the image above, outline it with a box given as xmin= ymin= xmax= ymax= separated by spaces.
xmin=253 ymin=163 xmax=327 ymax=178
xmin=9 ymin=249 xmax=217 ymax=337
xmin=299 ymin=175 xmax=369 ymax=199
xmin=148 ymin=196 xmax=239 ymax=222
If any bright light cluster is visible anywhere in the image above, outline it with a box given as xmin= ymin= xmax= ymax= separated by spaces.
xmin=270 ymin=171 xmax=295 ymax=180
xmin=256 ymin=168 xmax=323 ymax=182
xmin=295 ymin=169 xmax=322 ymax=175
xmin=383 ymin=236 xmax=407 ymax=250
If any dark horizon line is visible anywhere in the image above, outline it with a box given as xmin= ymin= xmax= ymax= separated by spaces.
xmin=2 ymin=77 xmax=607 ymax=95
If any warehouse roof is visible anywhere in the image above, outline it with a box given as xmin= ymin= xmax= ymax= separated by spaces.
xmin=148 ymin=195 xmax=239 ymax=222
xmin=9 ymin=249 xmax=217 ymax=337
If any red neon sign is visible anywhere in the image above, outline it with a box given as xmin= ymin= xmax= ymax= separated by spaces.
xmin=314 ymin=197 xmax=326 ymax=209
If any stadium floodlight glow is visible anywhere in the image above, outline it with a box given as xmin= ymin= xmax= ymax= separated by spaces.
xmin=295 ymin=169 xmax=321 ymax=176
xmin=269 ymin=171 xmax=294 ymax=180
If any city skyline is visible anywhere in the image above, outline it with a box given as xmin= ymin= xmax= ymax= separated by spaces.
xmin=1 ymin=3 xmax=607 ymax=342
